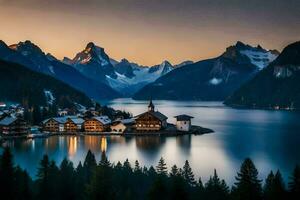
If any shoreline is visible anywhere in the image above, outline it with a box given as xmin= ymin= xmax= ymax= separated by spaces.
xmin=0 ymin=125 xmax=214 ymax=140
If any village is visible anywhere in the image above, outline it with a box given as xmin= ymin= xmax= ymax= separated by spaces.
xmin=0 ymin=100 xmax=213 ymax=139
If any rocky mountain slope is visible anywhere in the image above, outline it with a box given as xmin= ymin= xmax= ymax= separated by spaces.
xmin=224 ymin=41 xmax=300 ymax=109
xmin=133 ymin=41 xmax=279 ymax=100
xmin=0 ymin=40 xmax=120 ymax=100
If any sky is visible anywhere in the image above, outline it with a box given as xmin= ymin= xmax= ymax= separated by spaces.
xmin=0 ymin=0 xmax=299 ymax=65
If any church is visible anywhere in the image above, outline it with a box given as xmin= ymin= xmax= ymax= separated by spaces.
xmin=135 ymin=100 xmax=168 ymax=131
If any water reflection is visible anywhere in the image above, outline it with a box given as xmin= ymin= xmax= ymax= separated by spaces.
xmin=1 ymin=99 xmax=300 ymax=184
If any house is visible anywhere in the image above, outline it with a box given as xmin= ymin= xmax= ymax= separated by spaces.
xmin=174 ymin=115 xmax=194 ymax=132
xmin=42 ymin=118 xmax=65 ymax=132
xmin=135 ymin=100 xmax=168 ymax=131
xmin=64 ymin=118 xmax=84 ymax=132
xmin=84 ymin=116 xmax=111 ymax=132
xmin=111 ymin=118 xmax=135 ymax=133
xmin=0 ymin=116 xmax=29 ymax=135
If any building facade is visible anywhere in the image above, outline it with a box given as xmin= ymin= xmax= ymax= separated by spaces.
xmin=42 ymin=118 xmax=60 ymax=132
xmin=0 ymin=117 xmax=29 ymax=135
xmin=135 ymin=100 xmax=168 ymax=131
xmin=84 ymin=116 xmax=111 ymax=132
xmin=174 ymin=115 xmax=194 ymax=132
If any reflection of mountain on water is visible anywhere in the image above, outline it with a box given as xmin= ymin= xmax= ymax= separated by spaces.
xmin=135 ymin=136 xmax=166 ymax=151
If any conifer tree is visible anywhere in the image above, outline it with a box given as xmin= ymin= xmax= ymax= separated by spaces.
xmin=205 ymin=169 xmax=229 ymax=200
xmin=36 ymin=155 xmax=51 ymax=200
xmin=83 ymin=150 xmax=97 ymax=183
xmin=0 ymin=147 xmax=15 ymax=200
xmin=182 ymin=160 xmax=196 ymax=186
xmin=134 ymin=160 xmax=142 ymax=173
xmin=58 ymin=158 xmax=76 ymax=200
xmin=232 ymin=158 xmax=262 ymax=200
xmin=14 ymin=167 xmax=32 ymax=200
xmin=264 ymin=170 xmax=275 ymax=200
xmin=288 ymin=165 xmax=300 ymax=199
xmin=170 ymin=165 xmax=180 ymax=177
xmin=156 ymin=157 xmax=167 ymax=176
xmin=123 ymin=159 xmax=132 ymax=173
xmin=99 ymin=151 xmax=111 ymax=167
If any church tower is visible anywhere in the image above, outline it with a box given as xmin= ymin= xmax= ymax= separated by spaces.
xmin=148 ymin=99 xmax=154 ymax=112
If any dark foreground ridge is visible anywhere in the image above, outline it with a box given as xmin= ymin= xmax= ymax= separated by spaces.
xmin=0 ymin=148 xmax=299 ymax=200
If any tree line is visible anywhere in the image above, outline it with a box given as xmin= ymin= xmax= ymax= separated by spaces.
xmin=0 ymin=147 xmax=299 ymax=200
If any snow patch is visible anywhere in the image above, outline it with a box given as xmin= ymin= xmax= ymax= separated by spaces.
xmin=240 ymin=49 xmax=277 ymax=70
xmin=209 ymin=78 xmax=223 ymax=85
xmin=44 ymin=90 xmax=55 ymax=105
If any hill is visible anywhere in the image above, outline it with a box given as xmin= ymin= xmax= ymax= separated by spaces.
xmin=0 ymin=59 xmax=92 ymax=108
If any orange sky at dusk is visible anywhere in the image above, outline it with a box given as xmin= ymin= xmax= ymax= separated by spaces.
xmin=0 ymin=0 xmax=299 ymax=65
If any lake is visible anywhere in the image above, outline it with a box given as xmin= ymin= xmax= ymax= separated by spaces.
xmin=2 ymin=99 xmax=300 ymax=184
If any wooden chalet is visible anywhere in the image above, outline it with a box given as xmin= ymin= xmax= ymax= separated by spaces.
xmin=0 ymin=116 xmax=29 ymax=135
xmin=42 ymin=118 xmax=65 ymax=132
xmin=135 ymin=100 xmax=168 ymax=131
xmin=84 ymin=116 xmax=111 ymax=132
xmin=64 ymin=118 xmax=84 ymax=132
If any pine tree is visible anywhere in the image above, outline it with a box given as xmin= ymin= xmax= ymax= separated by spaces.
xmin=58 ymin=158 xmax=76 ymax=200
xmin=232 ymin=158 xmax=262 ymax=200
xmin=14 ymin=166 xmax=32 ymax=200
xmin=170 ymin=165 xmax=180 ymax=177
xmin=83 ymin=150 xmax=97 ymax=183
xmin=156 ymin=157 xmax=167 ymax=176
xmin=99 ymin=151 xmax=111 ymax=167
xmin=288 ymin=165 xmax=300 ymax=199
xmin=0 ymin=147 xmax=15 ymax=200
xmin=182 ymin=160 xmax=196 ymax=186
xmin=36 ymin=155 xmax=51 ymax=200
xmin=134 ymin=160 xmax=142 ymax=173
xmin=205 ymin=169 xmax=229 ymax=200
xmin=123 ymin=159 xmax=132 ymax=173
xmin=264 ymin=170 xmax=275 ymax=200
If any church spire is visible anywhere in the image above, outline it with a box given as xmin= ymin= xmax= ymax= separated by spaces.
xmin=148 ymin=99 xmax=154 ymax=112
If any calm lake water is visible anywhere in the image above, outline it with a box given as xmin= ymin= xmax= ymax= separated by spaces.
xmin=1 ymin=99 xmax=300 ymax=184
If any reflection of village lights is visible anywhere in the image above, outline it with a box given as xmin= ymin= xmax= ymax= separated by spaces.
xmin=68 ymin=137 xmax=77 ymax=157
xmin=100 ymin=137 xmax=107 ymax=153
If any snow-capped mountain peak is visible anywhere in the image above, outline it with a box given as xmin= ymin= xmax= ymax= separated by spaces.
xmin=223 ymin=41 xmax=279 ymax=70
xmin=71 ymin=42 xmax=111 ymax=67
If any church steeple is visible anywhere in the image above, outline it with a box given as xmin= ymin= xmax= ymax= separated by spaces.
xmin=148 ymin=99 xmax=154 ymax=112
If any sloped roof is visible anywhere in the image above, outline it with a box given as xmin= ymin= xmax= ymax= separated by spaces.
xmin=174 ymin=114 xmax=194 ymax=121
xmin=69 ymin=118 xmax=84 ymax=125
xmin=113 ymin=118 xmax=135 ymax=125
xmin=135 ymin=111 xmax=168 ymax=121
xmin=93 ymin=116 xmax=111 ymax=125
xmin=0 ymin=116 xmax=18 ymax=126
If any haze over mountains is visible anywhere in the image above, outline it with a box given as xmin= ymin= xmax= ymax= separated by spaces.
xmin=133 ymin=41 xmax=279 ymax=100
xmin=2 ymin=38 xmax=300 ymax=109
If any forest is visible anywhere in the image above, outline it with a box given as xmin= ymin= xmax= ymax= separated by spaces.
xmin=0 ymin=147 xmax=299 ymax=200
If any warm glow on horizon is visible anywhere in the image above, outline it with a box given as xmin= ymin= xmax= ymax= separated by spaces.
xmin=0 ymin=0 xmax=299 ymax=65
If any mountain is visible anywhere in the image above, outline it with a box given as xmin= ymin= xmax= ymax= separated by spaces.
xmin=224 ymin=41 xmax=300 ymax=109
xmin=65 ymin=42 xmax=194 ymax=96
xmin=174 ymin=60 xmax=194 ymax=68
xmin=67 ymin=42 xmax=117 ymax=82
xmin=0 ymin=59 xmax=92 ymax=107
xmin=0 ymin=40 xmax=120 ymax=100
xmin=133 ymin=41 xmax=279 ymax=100
xmin=106 ymin=60 xmax=175 ymax=96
